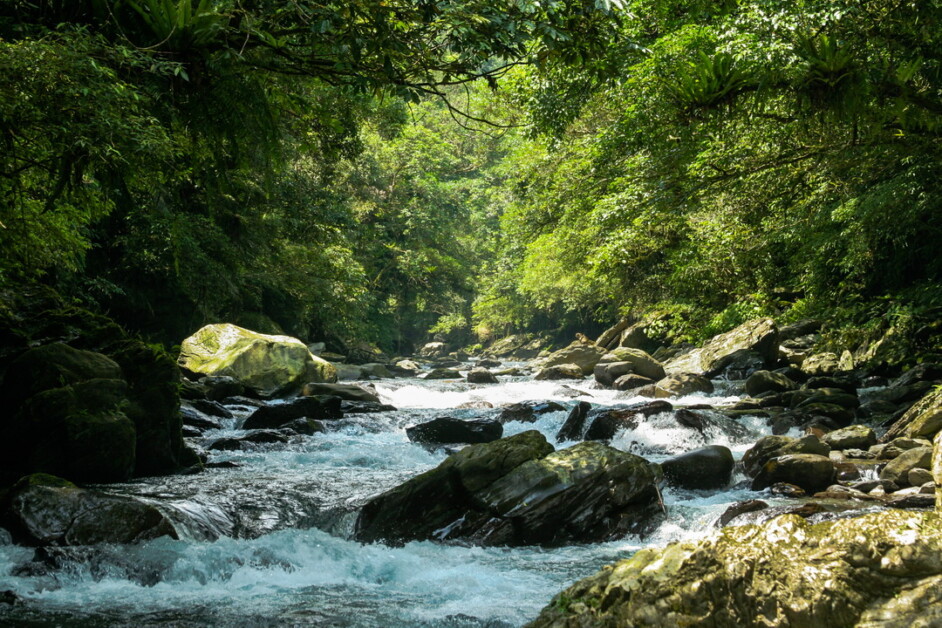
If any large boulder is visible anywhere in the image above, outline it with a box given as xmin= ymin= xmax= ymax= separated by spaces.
xmin=300 ymin=382 xmax=379 ymax=403
xmin=880 ymin=446 xmax=932 ymax=487
xmin=179 ymin=323 xmax=336 ymax=397
xmin=418 ymin=342 xmax=448 ymax=358
xmin=652 ymin=373 xmax=714 ymax=398
xmin=242 ymin=395 xmax=342 ymax=430
xmin=881 ymin=387 xmax=942 ymax=443
xmin=354 ymin=431 xmax=662 ymax=546
xmin=0 ymin=288 xmax=192 ymax=482
xmin=535 ymin=363 xmax=585 ymax=380
xmin=822 ymin=425 xmax=877 ymax=451
xmin=0 ymin=474 xmax=177 ymax=546
xmin=595 ymin=348 xmax=665 ymax=384
xmin=742 ymin=434 xmax=830 ymax=477
xmin=0 ymin=344 xmax=138 ymax=484
xmin=466 ymin=367 xmax=499 ymax=384
xmin=663 ymin=318 xmax=779 ymax=376
xmin=539 ymin=341 xmax=607 ymax=376
xmin=528 ymin=511 xmax=942 ymax=628
xmin=584 ymin=401 xmax=674 ymax=441
xmin=745 ymin=370 xmax=797 ymax=396
xmin=661 ymin=446 xmax=735 ymax=490
xmin=483 ymin=334 xmax=547 ymax=360
xmin=406 ymin=417 xmax=503 ymax=446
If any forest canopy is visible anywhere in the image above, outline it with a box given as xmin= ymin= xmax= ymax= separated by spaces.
xmin=2 ymin=0 xmax=941 ymax=358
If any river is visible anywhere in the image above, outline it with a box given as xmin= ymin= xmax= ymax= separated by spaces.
xmin=0 ymin=366 xmax=780 ymax=627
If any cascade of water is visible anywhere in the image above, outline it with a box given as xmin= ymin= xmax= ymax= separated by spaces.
xmin=0 ymin=372 xmax=777 ymax=627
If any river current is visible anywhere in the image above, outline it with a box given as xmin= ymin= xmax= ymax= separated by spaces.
xmin=0 ymin=368 xmax=780 ymax=627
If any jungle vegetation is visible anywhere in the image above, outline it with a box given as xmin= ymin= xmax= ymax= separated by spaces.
xmin=2 ymin=0 xmax=940 ymax=357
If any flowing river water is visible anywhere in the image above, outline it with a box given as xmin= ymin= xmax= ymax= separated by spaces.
xmin=0 ymin=366 xmax=796 ymax=627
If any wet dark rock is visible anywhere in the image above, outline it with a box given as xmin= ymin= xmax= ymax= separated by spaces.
xmin=555 ymin=401 xmax=592 ymax=443
xmin=242 ymin=395 xmax=342 ymax=429
xmin=207 ymin=430 xmax=291 ymax=451
xmin=661 ymin=445 xmax=734 ymax=490
xmin=861 ymin=375 xmax=889 ymax=388
xmin=769 ymin=482 xmax=807 ymax=498
xmin=584 ymin=401 xmax=673 ymax=441
xmin=886 ymin=493 xmax=935 ymax=509
xmin=858 ymin=399 xmax=899 ymax=418
xmin=498 ymin=401 xmax=565 ymax=424
xmin=795 ymin=402 xmax=855 ymax=426
xmin=805 ymin=376 xmax=857 ymax=394
xmin=301 ymin=382 xmax=380 ymax=403
xmin=220 ymin=395 xmax=266 ymax=408
xmin=796 ymin=388 xmax=860 ymax=410
xmin=340 ymin=400 xmax=397 ymax=414
xmin=189 ymin=399 xmax=233 ymax=419
xmin=205 ymin=461 xmax=240 ymax=469
xmin=180 ymin=378 xmax=207 ymax=400
xmin=280 ymin=418 xmax=326 ymax=435
xmin=355 ymin=431 xmax=662 ymax=547
xmin=199 ymin=375 xmax=244 ymax=401
xmin=745 ymin=370 xmax=798 ymax=396
xmin=0 ymin=474 xmax=177 ymax=546
xmin=406 ymin=417 xmax=503 ymax=446
xmin=476 ymin=358 xmax=502 ymax=368
xmin=752 ymin=454 xmax=835 ymax=493
xmin=466 ymin=367 xmax=499 ymax=384
xmin=715 ymin=499 xmax=769 ymax=527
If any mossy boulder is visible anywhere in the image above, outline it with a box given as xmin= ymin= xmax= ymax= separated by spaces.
xmin=179 ymin=323 xmax=336 ymax=397
xmin=664 ymin=318 xmax=779 ymax=376
xmin=882 ymin=386 xmax=942 ymax=443
xmin=595 ymin=348 xmax=665 ymax=383
xmin=751 ymin=453 xmax=835 ymax=493
xmin=745 ymin=370 xmax=797 ymax=396
xmin=822 ymin=425 xmax=877 ymax=451
xmin=539 ymin=341 xmax=607 ymax=375
xmin=355 ymin=431 xmax=662 ymax=546
xmin=742 ymin=434 xmax=830 ymax=478
xmin=0 ymin=287 xmax=188 ymax=482
xmin=0 ymin=474 xmax=177 ymax=546
xmin=528 ymin=511 xmax=942 ymax=628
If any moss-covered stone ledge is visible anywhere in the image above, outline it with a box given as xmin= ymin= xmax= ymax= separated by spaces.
xmin=528 ymin=510 xmax=942 ymax=628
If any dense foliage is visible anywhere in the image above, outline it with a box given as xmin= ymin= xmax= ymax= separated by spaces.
xmin=3 ymin=0 xmax=941 ymax=358
xmin=474 ymin=0 xmax=942 ymax=350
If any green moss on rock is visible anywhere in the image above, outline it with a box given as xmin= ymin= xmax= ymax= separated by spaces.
xmin=528 ymin=511 xmax=942 ymax=628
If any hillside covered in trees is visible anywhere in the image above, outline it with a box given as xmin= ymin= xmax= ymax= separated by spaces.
xmin=2 ymin=0 xmax=941 ymax=362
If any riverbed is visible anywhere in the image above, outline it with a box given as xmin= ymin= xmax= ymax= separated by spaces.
xmin=0 ymin=368 xmax=780 ymax=627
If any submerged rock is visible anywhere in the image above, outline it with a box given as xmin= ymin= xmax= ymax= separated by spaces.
xmin=355 ymin=431 xmax=662 ymax=546
xmin=406 ymin=417 xmax=503 ymax=446
xmin=179 ymin=323 xmax=336 ymax=397
xmin=529 ymin=510 xmax=942 ymax=628
xmin=0 ymin=474 xmax=177 ymax=546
